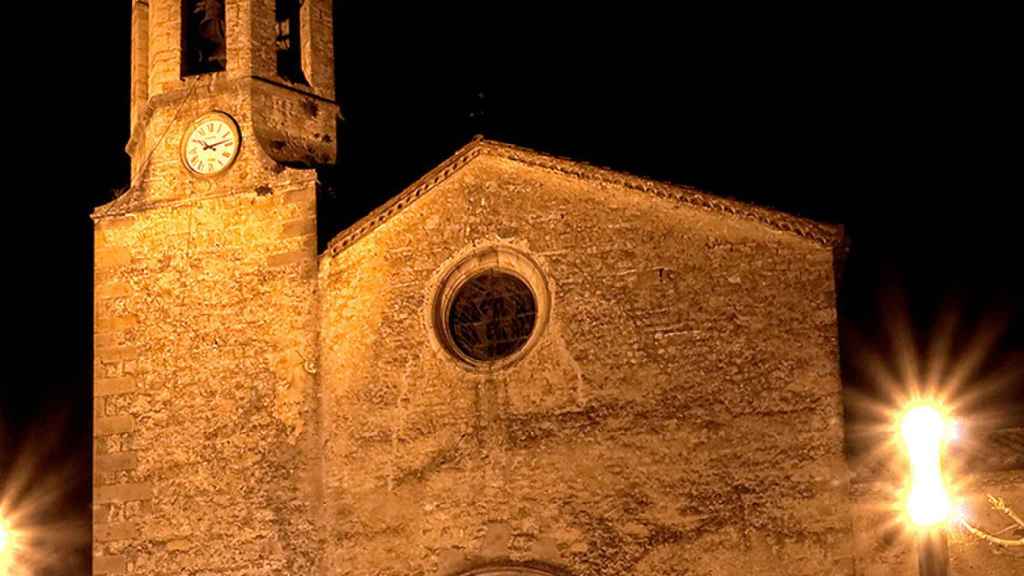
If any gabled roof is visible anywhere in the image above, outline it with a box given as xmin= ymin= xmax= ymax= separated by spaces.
xmin=324 ymin=136 xmax=842 ymax=257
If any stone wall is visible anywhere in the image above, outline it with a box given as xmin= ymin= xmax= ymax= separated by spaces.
xmin=95 ymin=2 xmax=337 ymax=573
xmin=318 ymin=152 xmax=853 ymax=576
xmin=93 ymin=145 xmax=322 ymax=575
xmin=103 ymin=5 xmax=1024 ymax=571
xmin=94 ymin=50 xmax=327 ymax=569
xmin=130 ymin=1 xmax=149 ymax=133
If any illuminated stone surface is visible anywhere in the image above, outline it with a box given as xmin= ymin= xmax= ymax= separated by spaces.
xmin=92 ymin=2 xmax=1023 ymax=575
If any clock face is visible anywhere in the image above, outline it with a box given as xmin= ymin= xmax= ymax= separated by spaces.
xmin=181 ymin=113 xmax=240 ymax=176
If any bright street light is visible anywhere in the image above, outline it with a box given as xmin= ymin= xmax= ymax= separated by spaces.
xmin=0 ymin=516 xmax=12 ymax=573
xmin=899 ymin=400 xmax=957 ymax=576
xmin=900 ymin=403 xmax=956 ymax=528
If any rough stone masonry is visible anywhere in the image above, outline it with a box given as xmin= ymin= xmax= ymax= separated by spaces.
xmin=93 ymin=2 xmax=1022 ymax=575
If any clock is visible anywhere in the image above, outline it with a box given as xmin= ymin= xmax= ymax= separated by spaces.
xmin=181 ymin=112 xmax=241 ymax=176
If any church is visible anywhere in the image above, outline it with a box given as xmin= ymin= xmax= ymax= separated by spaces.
xmin=91 ymin=2 xmax=1022 ymax=575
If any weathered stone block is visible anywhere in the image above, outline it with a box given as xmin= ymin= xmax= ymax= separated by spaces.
xmin=94 ymin=416 xmax=136 ymax=437
xmin=94 ymin=377 xmax=136 ymax=397
xmin=92 ymin=554 xmax=126 ymax=575
xmin=95 ymin=452 xmax=139 ymax=474
xmin=94 ymin=483 xmax=153 ymax=504
xmin=95 ymin=522 xmax=139 ymax=543
xmin=94 ymin=247 xmax=133 ymax=270
xmin=94 ymin=314 xmax=139 ymax=335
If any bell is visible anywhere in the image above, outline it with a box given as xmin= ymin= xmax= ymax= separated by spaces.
xmin=196 ymin=1 xmax=227 ymax=67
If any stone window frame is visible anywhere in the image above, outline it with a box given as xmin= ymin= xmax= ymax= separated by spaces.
xmin=430 ymin=245 xmax=551 ymax=372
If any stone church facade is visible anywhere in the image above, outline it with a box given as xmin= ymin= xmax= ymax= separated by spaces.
xmin=92 ymin=2 xmax=1022 ymax=575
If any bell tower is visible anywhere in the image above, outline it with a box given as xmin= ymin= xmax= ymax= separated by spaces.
xmin=92 ymin=1 xmax=335 ymax=574
xmin=125 ymin=0 xmax=337 ymax=191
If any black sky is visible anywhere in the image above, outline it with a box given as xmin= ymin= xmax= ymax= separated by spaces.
xmin=5 ymin=3 xmax=1021 ymax=573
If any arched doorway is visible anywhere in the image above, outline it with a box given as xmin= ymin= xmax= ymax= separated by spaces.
xmin=459 ymin=568 xmax=563 ymax=576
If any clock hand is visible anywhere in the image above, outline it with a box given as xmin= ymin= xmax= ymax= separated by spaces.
xmin=206 ymin=139 xmax=232 ymax=149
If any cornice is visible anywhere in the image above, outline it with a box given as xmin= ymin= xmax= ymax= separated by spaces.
xmin=324 ymin=137 xmax=842 ymax=258
xmin=125 ymin=75 xmax=337 ymax=157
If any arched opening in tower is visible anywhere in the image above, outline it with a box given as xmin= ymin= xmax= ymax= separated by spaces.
xmin=182 ymin=0 xmax=227 ymax=76
xmin=276 ymin=0 xmax=309 ymax=85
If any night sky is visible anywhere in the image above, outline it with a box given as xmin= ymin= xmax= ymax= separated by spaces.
xmin=5 ymin=3 xmax=1020 ymax=573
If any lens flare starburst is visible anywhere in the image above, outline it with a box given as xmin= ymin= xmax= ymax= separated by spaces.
xmin=0 ymin=518 xmax=10 ymax=552
xmin=1 ymin=416 xmax=91 ymax=575
xmin=0 ymin=515 xmax=15 ymax=575
xmin=840 ymin=289 xmax=1024 ymax=542
xmin=899 ymin=402 xmax=957 ymax=528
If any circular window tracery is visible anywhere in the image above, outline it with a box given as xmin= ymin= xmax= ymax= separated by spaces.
xmin=448 ymin=271 xmax=538 ymax=361
xmin=432 ymin=246 xmax=551 ymax=370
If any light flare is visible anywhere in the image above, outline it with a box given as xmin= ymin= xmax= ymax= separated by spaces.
xmin=0 ymin=416 xmax=91 ymax=575
xmin=0 ymin=516 xmax=13 ymax=573
xmin=899 ymin=402 xmax=957 ymax=529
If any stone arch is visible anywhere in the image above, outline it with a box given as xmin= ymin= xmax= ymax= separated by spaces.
xmin=458 ymin=568 xmax=563 ymax=576
xmin=428 ymin=244 xmax=553 ymax=372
